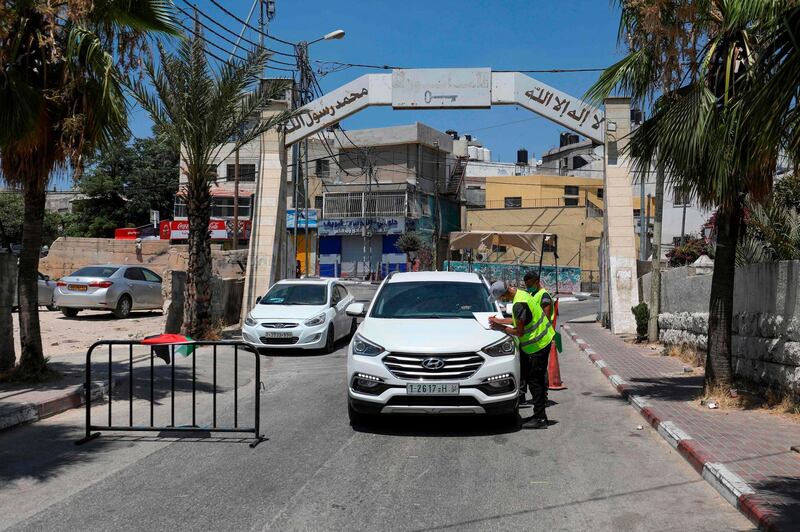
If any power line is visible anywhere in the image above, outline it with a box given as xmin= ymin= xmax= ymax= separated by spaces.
xmin=176 ymin=1 xmax=298 ymax=66
xmin=206 ymin=0 xmax=297 ymax=47
xmin=312 ymin=61 xmax=609 ymax=74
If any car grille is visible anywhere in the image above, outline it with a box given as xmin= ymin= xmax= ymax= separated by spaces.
xmin=259 ymin=336 xmax=299 ymax=345
xmin=383 ymin=352 xmax=484 ymax=381
xmin=261 ymin=322 xmax=299 ymax=329
xmin=386 ymin=396 xmax=480 ymax=407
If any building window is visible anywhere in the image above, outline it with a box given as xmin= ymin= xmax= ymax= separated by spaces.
xmin=564 ymin=197 xmax=579 ymax=206
xmin=597 ymin=188 xmax=604 ymax=199
xmin=491 ymin=245 xmax=507 ymax=253
xmin=314 ymin=196 xmax=323 ymax=211
xmin=673 ymin=187 xmax=691 ymax=207
xmin=174 ymin=196 xmax=187 ymax=218
xmin=210 ymin=196 xmax=252 ymax=218
xmin=564 ymin=185 xmax=579 ymax=196
xmin=504 ymin=196 xmax=522 ymax=208
xmin=226 ymin=164 xmax=256 ymax=182
xmin=315 ymin=159 xmax=330 ymax=179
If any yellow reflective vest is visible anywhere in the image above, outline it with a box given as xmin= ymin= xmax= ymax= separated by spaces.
xmin=512 ymin=289 xmax=556 ymax=355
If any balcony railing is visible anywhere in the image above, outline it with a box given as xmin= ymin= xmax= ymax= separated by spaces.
xmin=323 ymin=191 xmax=407 ymax=218
xmin=480 ymin=197 xmax=585 ymax=210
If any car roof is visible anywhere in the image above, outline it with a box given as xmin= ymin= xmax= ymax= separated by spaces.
xmin=81 ymin=264 xmax=137 ymax=269
xmin=387 ymin=271 xmax=483 ymax=284
xmin=275 ymin=277 xmax=332 ymax=285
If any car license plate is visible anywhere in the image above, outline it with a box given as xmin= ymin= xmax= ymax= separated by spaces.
xmin=68 ymin=284 xmax=87 ymax=292
xmin=263 ymin=331 xmax=292 ymax=339
xmin=406 ymin=383 xmax=459 ymax=395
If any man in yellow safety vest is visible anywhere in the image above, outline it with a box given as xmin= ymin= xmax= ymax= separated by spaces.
xmin=488 ymin=280 xmax=556 ymax=429
xmin=524 ymin=271 xmax=553 ymax=322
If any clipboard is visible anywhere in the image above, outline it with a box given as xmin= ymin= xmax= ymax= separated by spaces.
xmin=473 ymin=312 xmax=503 ymax=330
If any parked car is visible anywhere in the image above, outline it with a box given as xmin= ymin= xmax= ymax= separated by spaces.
xmin=54 ymin=265 xmax=163 ymax=318
xmin=12 ymin=272 xmax=57 ymax=311
xmin=242 ymin=278 xmax=357 ymax=353
xmin=345 ymin=271 xmax=519 ymax=425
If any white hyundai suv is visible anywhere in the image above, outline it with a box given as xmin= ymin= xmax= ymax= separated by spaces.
xmin=345 ymin=271 xmax=519 ymax=425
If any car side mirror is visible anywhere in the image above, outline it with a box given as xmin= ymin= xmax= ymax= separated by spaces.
xmin=255 ymin=296 xmax=261 ymax=304
xmin=502 ymin=302 xmax=513 ymax=318
xmin=44 ymin=275 xmax=50 ymax=281
xmin=346 ymin=302 xmax=366 ymax=317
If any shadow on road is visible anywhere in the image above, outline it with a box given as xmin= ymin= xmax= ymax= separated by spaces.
xmin=352 ymin=414 xmax=522 ymax=437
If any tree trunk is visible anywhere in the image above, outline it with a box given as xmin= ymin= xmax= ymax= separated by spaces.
xmin=182 ymin=177 xmax=213 ymax=338
xmin=647 ymin=165 xmax=665 ymax=342
xmin=704 ymin=202 xmax=741 ymax=391
xmin=17 ymin=183 xmax=47 ymax=377
xmin=0 ymin=253 xmax=16 ymax=372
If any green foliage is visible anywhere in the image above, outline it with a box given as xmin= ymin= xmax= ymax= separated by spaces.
xmin=737 ymin=191 xmax=800 ymax=265
xmin=0 ymin=192 xmax=63 ymax=246
xmin=631 ymin=303 xmax=649 ymax=342
xmin=395 ymin=232 xmax=423 ymax=254
xmin=62 ymin=131 xmax=179 ymax=237
xmin=666 ymin=235 xmax=710 ymax=267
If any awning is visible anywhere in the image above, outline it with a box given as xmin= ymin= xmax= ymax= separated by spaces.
xmin=448 ymin=231 xmax=555 ymax=254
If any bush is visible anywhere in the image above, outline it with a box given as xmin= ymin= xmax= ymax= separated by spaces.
xmin=631 ymin=303 xmax=649 ymax=342
xmin=666 ymin=235 xmax=709 ymax=267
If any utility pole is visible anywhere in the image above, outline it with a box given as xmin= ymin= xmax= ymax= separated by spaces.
xmin=433 ymin=140 xmax=441 ymax=270
xmin=295 ymin=40 xmax=312 ymax=277
xmin=232 ymin=135 xmax=240 ymax=250
xmin=639 ymin=169 xmax=646 ymax=260
xmin=648 ymin=165 xmax=664 ymax=344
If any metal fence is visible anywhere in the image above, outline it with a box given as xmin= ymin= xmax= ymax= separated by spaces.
xmin=76 ymin=340 xmax=265 ymax=448
xmin=323 ymin=191 xmax=407 ymax=218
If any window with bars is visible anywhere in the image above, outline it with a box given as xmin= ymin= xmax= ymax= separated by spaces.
xmin=210 ymin=196 xmax=252 ymax=218
xmin=504 ymin=197 xmax=522 ymax=208
xmin=315 ymin=159 xmax=330 ymax=179
xmin=673 ymin=187 xmax=691 ymax=207
xmin=226 ymin=164 xmax=256 ymax=182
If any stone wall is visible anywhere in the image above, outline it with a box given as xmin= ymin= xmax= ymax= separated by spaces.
xmin=642 ymin=260 xmax=800 ymax=396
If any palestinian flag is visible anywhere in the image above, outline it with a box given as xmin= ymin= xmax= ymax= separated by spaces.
xmin=142 ymin=334 xmax=196 ymax=364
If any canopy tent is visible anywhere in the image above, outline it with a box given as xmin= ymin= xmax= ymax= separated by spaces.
xmin=448 ymin=231 xmax=556 ymax=255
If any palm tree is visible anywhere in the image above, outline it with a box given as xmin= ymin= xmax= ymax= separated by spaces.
xmin=589 ymin=1 xmax=797 ymax=391
xmin=585 ymin=0 xmax=704 ymax=343
xmin=131 ymin=32 xmax=293 ymax=339
xmin=0 ymin=1 xmax=176 ymax=380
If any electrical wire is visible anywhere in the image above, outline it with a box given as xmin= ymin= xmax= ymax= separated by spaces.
xmin=176 ymin=1 xmax=298 ymax=66
xmin=311 ymin=61 xmax=609 ymax=74
xmin=206 ymin=0 xmax=297 ymax=47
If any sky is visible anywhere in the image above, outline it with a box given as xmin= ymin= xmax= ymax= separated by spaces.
xmin=129 ymin=0 xmax=624 ymax=163
xmin=22 ymin=0 xmax=624 ymax=190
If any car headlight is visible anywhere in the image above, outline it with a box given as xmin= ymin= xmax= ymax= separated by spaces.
xmin=352 ymin=333 xmax=384 ymax=356
xmin=482 ymin=337 xmax=516 ymax=357
xmin=304 ymin=312 xmax=326 ymax=327
xmin=244 ymin=313 xmax=257 ymax=327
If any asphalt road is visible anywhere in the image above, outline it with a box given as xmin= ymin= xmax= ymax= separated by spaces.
xmin=0 ymin=299 xmax=752 ymax=531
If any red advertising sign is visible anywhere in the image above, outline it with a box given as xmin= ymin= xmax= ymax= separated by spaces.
xmin=159 ymin=220 xmax=251 ymax=241
xmin=115 ymin=228 xmax=140 ymax=240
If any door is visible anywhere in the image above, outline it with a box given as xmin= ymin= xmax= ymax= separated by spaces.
xmin=333 ymin=285 xmax=351 ymax=339
xmin=37 ymin=272 xmax=54 ymax=306
xmin=122 ymin=267 xmax=147 ymax=308
xmin=141 ymin=268 xmax=164 ymax=309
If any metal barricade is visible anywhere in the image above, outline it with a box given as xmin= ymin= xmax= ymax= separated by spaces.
xmin=75 ymin=340 xmax=265 ymax=447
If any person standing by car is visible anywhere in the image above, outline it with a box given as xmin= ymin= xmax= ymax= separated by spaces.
xmin=488 ymin=281 xmax=555 ymax=429
xmin=524 ymin=271 xmax=553 ymax=322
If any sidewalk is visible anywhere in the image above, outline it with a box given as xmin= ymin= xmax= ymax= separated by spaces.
xmin=562 ymin=321 xmax=800 ymax=531
xmin=0 ymin=352 xmax=129 ymax=431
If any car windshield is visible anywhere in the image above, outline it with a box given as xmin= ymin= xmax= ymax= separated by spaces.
xmin=260 ymin=284 xmax=327 ymax=306
xmin=370 ymin=281 xmax=494 ymax=319
xmin=71 ymin=266 xmax=119 ymax=278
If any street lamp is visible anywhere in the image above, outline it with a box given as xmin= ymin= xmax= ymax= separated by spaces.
xmin=297 ymin=29 xmax=345 ymax=277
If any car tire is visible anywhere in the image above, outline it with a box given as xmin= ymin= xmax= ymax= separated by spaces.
xmin=348 ymin=318 xmax=358 ymax=339
xmin=323 ymin=325 xmax=335 ymax=354
xmin=113 ymin=295 xmax=132 ymax=319
xmin=46 ymin=304 xmax=58 ymax=311
xmin=61 ymin=308 xmax=79 ymax=318
xmin=348 ymin=402 xmax=373 ymax=427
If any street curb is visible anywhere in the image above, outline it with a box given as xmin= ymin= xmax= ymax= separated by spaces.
xmin=0 ymin=377 xmax=121 ymax=432
xmin=562 ymin=323 xmax=782 ymax=532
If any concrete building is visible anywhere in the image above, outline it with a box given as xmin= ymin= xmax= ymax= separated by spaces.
xmin=316 ymin=122 xmax=461 ymax=278
xmin=466 ymin=173 xmax=650 ymax=289
xmin=540 ymin=132 xmax=712 ymax=257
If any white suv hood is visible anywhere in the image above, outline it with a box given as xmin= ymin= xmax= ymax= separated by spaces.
xmin=249 ymin=304 xmax=327 ymax=321
xmin=358 ymin=318 xmax=507 ymax=353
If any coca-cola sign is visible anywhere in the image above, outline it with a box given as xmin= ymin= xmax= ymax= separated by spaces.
xmin=160 ymin=219 xmax=251 ymax=240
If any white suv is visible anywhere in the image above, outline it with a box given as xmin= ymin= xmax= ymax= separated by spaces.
xmin=346 ymin=271 xmax=519 ymax=425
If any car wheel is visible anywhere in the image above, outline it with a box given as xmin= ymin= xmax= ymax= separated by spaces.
xmin=323 ymin=325 xmax=335 ymax=354
xmin=348 ymin=318 xmax=358 ymax=338
xmin=113 ymin=295 xmax=132 ymax=319
xmin=61 ymin=308 xmax=79 ymax=318
xmin=46 ymin=304 xmax=58 ymax=311
xmin=348 ymin=401 xmax=373 ymax=427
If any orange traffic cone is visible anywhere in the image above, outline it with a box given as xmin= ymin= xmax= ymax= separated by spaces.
xmin=548 ymin=299 xmax=567 ymax=390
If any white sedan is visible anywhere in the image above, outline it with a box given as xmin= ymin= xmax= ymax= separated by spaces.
xmin=243 ymin=278 xmax=358 ymax=353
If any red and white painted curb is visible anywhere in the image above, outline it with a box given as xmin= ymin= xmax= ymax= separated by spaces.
xmin=562 ymin=324 xmax=782 ymax=531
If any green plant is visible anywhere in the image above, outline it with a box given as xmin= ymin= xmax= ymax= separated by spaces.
xmin=631 ymin=303 xmax=649 ymax=342
xmin=666 ymin=235 xmax=709 ymax=267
